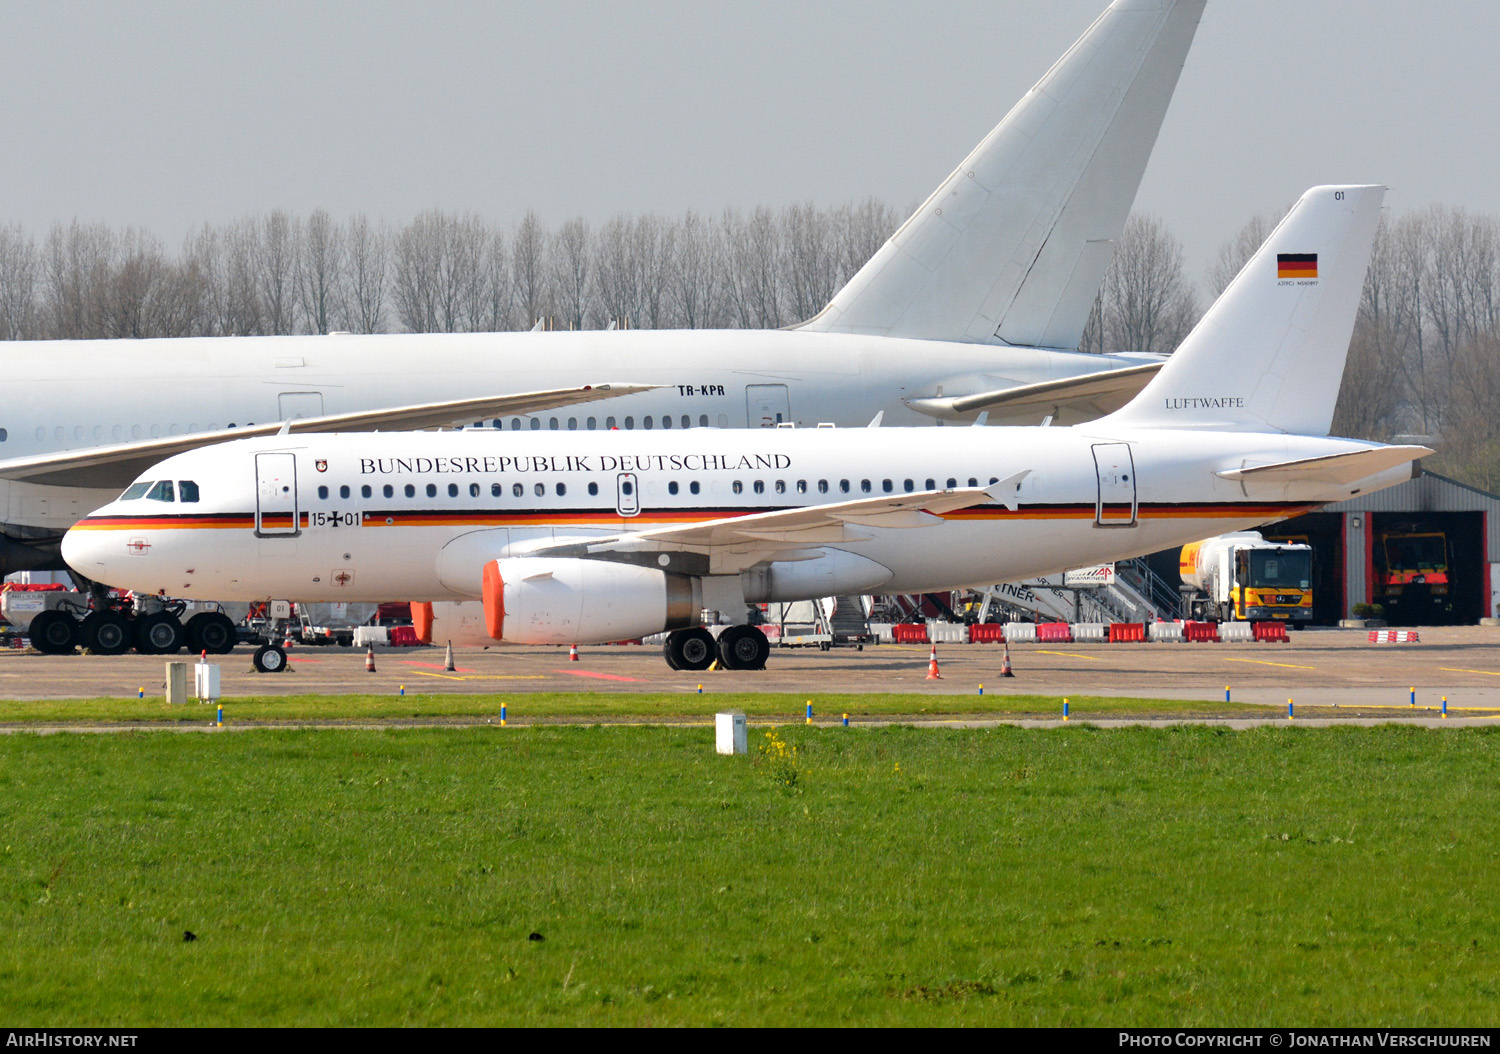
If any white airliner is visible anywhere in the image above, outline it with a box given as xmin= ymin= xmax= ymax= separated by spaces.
xmin=63 ymin=185 xmax=1431 ymax=670
xmin=2 ymin=0 xmax=1205 ymax=576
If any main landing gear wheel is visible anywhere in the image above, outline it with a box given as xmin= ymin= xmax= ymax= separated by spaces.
xmin=252 ymin=644 xmax=288 ymax=673
xmin=716 ymin=625 xmax=769 ymax=670
xmin=28 ymin=610 xmax=79 ymax=655
xmin=186 ymin=612 xmax=238 ymax=655
xmin=664 ymin=627 xmax=718 ymax=671
xmin=82 ymin=611 xmax=133 ymax=656
xmin=135 ymin=613 xmax=186 ymax=655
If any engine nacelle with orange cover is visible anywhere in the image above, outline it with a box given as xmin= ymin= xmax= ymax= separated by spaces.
xmin=475 ymin=557 xmax=702 ymax=645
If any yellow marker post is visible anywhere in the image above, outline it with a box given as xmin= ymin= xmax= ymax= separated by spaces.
xmin=1288 ymin=698 xmax=1294 ymax=721
xmin=1063 ymin=698 xmax=1069 ymax=722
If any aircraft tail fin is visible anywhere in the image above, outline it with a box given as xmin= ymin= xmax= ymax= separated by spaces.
xmin=1102 ymin=185 xmax=1385 ymax=436
xmin=796 ymin=0 xmax=1204 ymax=348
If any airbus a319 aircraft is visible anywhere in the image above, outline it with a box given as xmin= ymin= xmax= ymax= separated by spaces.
xmin=63 ymin=186 xmax=1431 ymax=671
xmin=1 ymin=0 xmax=1205 ymax=575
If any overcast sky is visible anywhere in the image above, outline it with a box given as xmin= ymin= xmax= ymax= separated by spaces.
xmin=3 ymin=0 xmax=1496 ymax=291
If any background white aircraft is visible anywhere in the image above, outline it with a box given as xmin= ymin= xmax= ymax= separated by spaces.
xmin=63 ymin=185 xmax=1429 ymax=670
xmin=0 ymin=0 xmax=1205 ymax=575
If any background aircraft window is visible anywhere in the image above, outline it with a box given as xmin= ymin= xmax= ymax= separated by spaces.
xmin=882 ymin=479 xmax=893 ymax=493
xmin=925 ymin=478 xmax=935 ymax=490
xmin=644 ymin=416 xmax=654 ymax=430
xmin=797 ymin=480 xmax=807 ymax=494
xmin=148 ymin=425 xmax=160 ymax=438
xmin=549 ymin=417 xmax=559 ymax=430
xmin=146 ymin=480 xmax=175 ymax=502
xmin=131 ymin=425 xmax=142 ymax=439
xmin=530 ymin=418 xmax=541 ymax=430
xmin=606 ymin=416 xmax=617 ymax=429
xmin=111 ymin=426 xmax=120 ymax=440
xmin=946 ymin=478 xmax=957 ymax=489
xmin=534 ymin=483 xmax=544 ymax=497
xmin=587 ymin=417 xmax=597 ymax=430
xmin=717 ymin=414 xmax=728 ymax=427
xmin=668 ymin=481 xmax=679 ymax=495
xmin=34 ymin=427 xmax=43 ymax=441
xmin=568 ymin=417 xmax=577 ymax=430
xmin=448 ymin=483 xmax=460 ymax=498
xmin=92 ymin=426 xmax=102 ymax=440
xmin=699 ymin=415 xmax=708 ymax=427
xmin=753 ymin=481 xmax=764 ymax=494
xmin=121 ymin=482 xmax=151 ymax=500
xmin=682 ymin=415 xmax=690 ymax=429
xmin=661 ymin=415 xmax=671 ymax=429
xmin=588 ymin=482 xmax=598 ymax=496
xmin=425 ymin=483 xmax=437 ymax=498
xmin=490 ymin=483 xmax=501 ymax=497
xmin=774 ymin=480 xmax=785 ymax=494
xmin=968 ymin=478 xmax=978 ymax=487
xmin=840 ymin=480 xmax=850 ymax=493
xmin=556 ymin=483 xmax=566 ymax=496
xmin=904 ymin=479 xmax=915 ymax=493
xmin=340 ymin=485 xmax=351 ymax=499
xmin=624 ymin=416 xmax=634 ymax=429
xmin=513 ymin=483 xmax=523 ymax=497
xmin=689 ymin=481 xmax=700 ymax=495
xmin=54 ymin=426 xmax=63 ymax=440
xmin=990 ymin=477 xmax=999 ymax=485
xmin=861 ymin=480 xmax=872 ymax=493
xmin=732 ymin=481 xmax=742 ymax=494
xmin=510 ymin=418 xmax=522 ymax=430
xmin=317 ymin=485 xmax=329 ymax=500
xmin=404 ymin=484 xmax=416 ymax=498
xmin=362 ymin=485 xmax=372 ymax=498
xmin=74 ymin=425 xmax=84 ymax=440
xmin=816 ymin=480 xmax=827 ymax=493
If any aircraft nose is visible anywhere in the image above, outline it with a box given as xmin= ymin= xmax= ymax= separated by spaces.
xmin=61 ymin=518 xmax=125 ymax=584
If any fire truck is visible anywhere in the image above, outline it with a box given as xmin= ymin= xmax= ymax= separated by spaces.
xmin=1178 ymin=532 xmax=1314 ymax=623
xmin=1372 ymin=530 xmax=1451 ymax=621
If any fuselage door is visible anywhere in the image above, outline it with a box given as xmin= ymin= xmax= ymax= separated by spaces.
xmin=278 ymin=392 xmax=324 ymax=421
xmin=746 ymin=384 xmax=791 ymax=428
xmin=1092 ymin=442 xmax=1137 ymax=527
xmin=256 ymin=452 xmax=300 ymax=536
xmin=616 ymin=472 xmax=640 ymax=517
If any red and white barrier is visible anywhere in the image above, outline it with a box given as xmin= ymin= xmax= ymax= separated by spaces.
xmin=1368 ymin=630 xmax=1420 ymax=643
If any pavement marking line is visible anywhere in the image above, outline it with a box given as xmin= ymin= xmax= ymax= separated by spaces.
xmin=1223 ymin=657 xmax=1316 ymax=670
xmin=408 ymin=672 xmax=549 ymax=682
xmin=556 ymin=670 xmax=649 ymax=682
xmin=1439 ymin=667 xmax=1500 ymax=677
xmin=401 ymin=660 xmax=478 ymax=673
xmin=1035 ymin=650 xmax=1104 ymax=661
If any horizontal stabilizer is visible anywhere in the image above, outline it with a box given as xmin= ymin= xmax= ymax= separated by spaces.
xmin=905 ymin=361 xmax=1162 ymax=422
xmin=0 ymin=384 xmax=659 ymax=489
xmin=1217 ymin=446 xmax=1432 ymax=486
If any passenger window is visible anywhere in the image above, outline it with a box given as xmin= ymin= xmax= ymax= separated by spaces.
xmin=624 ymin=416 xmax=634 ymax=430
xmin=818 ymin=480 xmax=828 ymax=494
xmin=491 ymin=483 xmax=501 ymax=497
xmin=689 ymin=481 xmax=700 ymax=495
xmin=753 ymin=480 xmax=764 ymax=494
xmin=534 ymin=483 xmax=544 ymax=497
xmin=882 ymin=480 xmax=893 ymax=493
xmin=383 ymin=484 xmax=393 ymax=498
xmin=989 ymin=477 xmax=999 ymax=485
xmin=903 ymin=479 xmax=914 ymax=493
xmin=732 ymin=481 xmax=742 ymax=494
xmin=606 ymin=416 xmax=617 ymax=429
xmin=775 ymin=480 xmax=786 ymax=494
xmin=669 ymin=481 xmax=679 ymax=495
xmin=588 ymin=482 xmax=598 ymax=496
xmin=681 ymin=415 xmax=690 ymax=429
xmin=530 ymin=418 xmax=541 ymax=430
xmin=587 ymin=417 xmax=597 ymax=430
xmin=661 ymin=415 xmax=671 ymax=429
xmin=568 ymin=417 xmax=577 ymax=430
xmin=644 ymin=416 xmax=654 ymax=430
xmin=318 ymin=485 xmax=329 ymax=500
xmin=146 ymin=480 xmax=175 ymax=502
xmin=946 ymin=478 xmax=957 ymax=489
xmin=121 ymin=482 xmax=152 ymax=501
xmin=425 ymin=483 xmax=437 ymax=498
xmin=925 ymin=479 xmax=935 ymax=491
xmin=469 ymin=483 xmax=480 ymax=498
xmin=362 ymin=485 xmax=372 ymax=498
xmin=699 ymin=415 xmax=709 ymax=427
xmin=178 ymin=481 xmax=201 ymax=503
xmin=549 ymin=417 xmax=559 ymax=430
xmin=556 ymin=483 xmax=566 ymax=496
xmin=340 ymin=485 xmax=351 ymax=499
xmin=797 ymin=480 xmax=807 ymax=494
xmin=861 ymin=480 xmax=872 ymax=494
xmin=840 ymin=480 xmax=850 ymax=493
xmin=510 ymin=418 xmax=522 ymax=430
xmin=968 ymin=478 xmax=978 ymax=488
xmin=449 ymin=483 xmax=460 ymax=497
xmin=404 ymin=484 xmax=416 ymax=498
xmin=513 ymin=483 xmax=523 ymax=497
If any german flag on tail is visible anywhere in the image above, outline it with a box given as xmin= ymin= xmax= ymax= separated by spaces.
xmin=1277 ymin=252 xmax=1318 ymax=279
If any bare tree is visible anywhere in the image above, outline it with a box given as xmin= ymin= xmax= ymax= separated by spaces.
xmin=1205 ymin=210 xmax=1283 ymax=298
xmin=257 ymin=210 xmax=300 ymax=335
xmin=339 ymin=213 xmax=387 ymax=334
xmin=550 ymin=217 xmax=591 ymax=330
xmin=0 ymin=223 xmax=39 ymax=339
xmin=1099 ymin=213 xmax=1198 ymax=354
xmin=299 ymin=209 xmax=343 ymax=335
xmin=511 ymin=210 xmax=550 ymax=329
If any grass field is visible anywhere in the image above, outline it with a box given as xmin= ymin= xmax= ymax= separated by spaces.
xmin=0 ymin=691 xmax=1293 ymax=724
xmin=1 ymin=723 xmax=1495 ymax=1026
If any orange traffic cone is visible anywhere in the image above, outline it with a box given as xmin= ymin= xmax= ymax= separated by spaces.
xmin=365 ymin=644 xmax=377 ymax=673
xmin=1000 ymin=642 xmax=1015 ymax=678
xmin=443 ymin=641 xmax=457 ymax=672
xmin=926 ymin=644 xmax=942 ymax=680
xmin=568 ymin=643 xmax=579 ymax=662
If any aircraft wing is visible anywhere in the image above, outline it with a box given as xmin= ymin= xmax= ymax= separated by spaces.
xmin=903 ymin=362 xmax=1163 ymax=423
xmin=538 ymin=472 xmax=1029 ymax=573
xmin=0 ymin=384 xmax=660 ymax=489
xmin=1216 ymin=446 xmax=1433 ymax=486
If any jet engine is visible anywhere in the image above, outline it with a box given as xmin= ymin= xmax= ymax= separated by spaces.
xmin=480 ymin=557 xmax=703 ymax=645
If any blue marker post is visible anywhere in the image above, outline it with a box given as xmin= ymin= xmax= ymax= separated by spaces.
xmin=399 ymin=685 xmax=405 ymax=697
xmin=500 ymin=703 xmax=507 ymax=727
xmin=1288 ymin=699 xmax=1294 ymax=721
xmin=215 ymin=705 xmax=222 ymax=728
xmin=1063 ymin=699 xmax=1069 ymax=722
xmin=842 ymin=712 xmax=849 ymax=727
xmin=1442 ymin=696 xmax=1448 ymax=719
xmin=697 ymin=684 xmax=703 ymax=695
xmin=1225 ymin=685 xmax=1231 ymax=704
xmin=978 ymin=683 xmax=984 ymax=696
xmin=1410 ymin=686 xmax=1416 ymax=708
xmin=805 ymin=700 xmax=813 ymax=725
xmin=138 ymin=687 xmax=144 ymax=700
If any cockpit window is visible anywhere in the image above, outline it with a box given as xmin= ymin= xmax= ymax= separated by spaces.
xmin=178 ymin=480 xmax=200 ymax=503
xmin=146 ymin=480 xmax=175 ymax=502
xmin=121 ymin=481 xmax=152 ymax=501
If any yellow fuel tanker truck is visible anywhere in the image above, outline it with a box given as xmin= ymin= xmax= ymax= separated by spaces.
xmin=1178 ymin=532 xmax=1314 ymax=624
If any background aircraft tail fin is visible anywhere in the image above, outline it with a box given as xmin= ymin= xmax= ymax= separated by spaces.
xmin=1103 ymin=184 xmax=1386 ymax=436
xmin=796 ymin=0 xmax=1204 ymax=348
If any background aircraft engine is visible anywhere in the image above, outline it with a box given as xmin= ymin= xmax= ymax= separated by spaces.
xmin=482 ymin=557 xmax=703 ymax=645
xmin=741 ymin=549 xmax=893 ymax=603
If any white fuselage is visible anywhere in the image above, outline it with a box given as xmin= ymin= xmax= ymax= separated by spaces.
xmin=5 ymin=330 xmax=1151 ymax=536
xmin=62 ymin=425 xmax=1411 ymax=623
